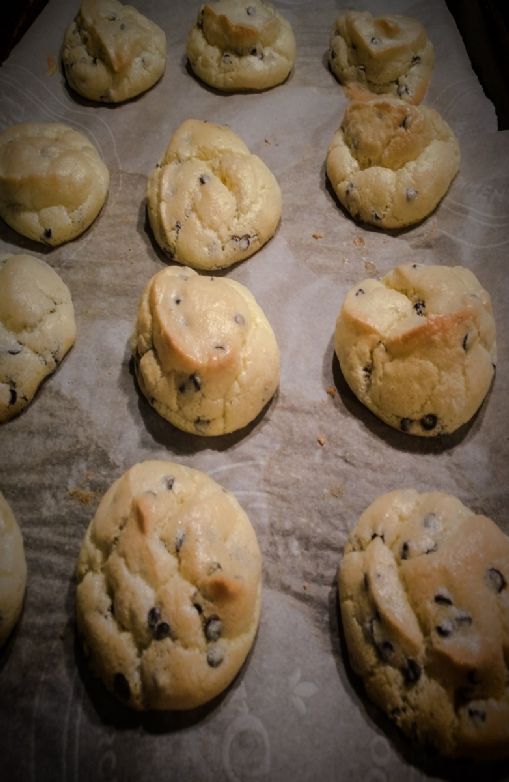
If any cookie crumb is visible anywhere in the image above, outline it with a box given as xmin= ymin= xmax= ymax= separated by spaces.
xmin=326 ymin=385 xmax=336 ymax=398
xmin=312 ymin=232 xmax=323 ymax=240
xmin=329 ymin=484 xmax=344 ymax=498
xmin=353 ymin=235 xmax=365 ymax=248
xmin=317 ymin=434 xmax=327 ymax=447
xmin=47 ymin=55 xmax=57 ymax=75
xmin=363 ymin=260 xmax=377 ymax=275
xmin=69 ymin=487 xmax=97 ymax=505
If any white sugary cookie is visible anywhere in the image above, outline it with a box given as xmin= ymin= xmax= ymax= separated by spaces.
xmin=334 ymin=263 xmax=496 ymax=436
xmin=187 ymin=0 xmax=296 ymax=92
xmin=132 ymin=265 xmax=279 ymax=436
xmin=147 ymin=118 xmax=282 ymax=270
xmin=329 ymin=10 xmax=434 ymax=105
xmin=76 ymin=460 xmax=262 ymax=710
xmin=62 ymin=0 xmax=166 ymax=103
xmin=339 ymin=489 xmax=509 ymax=758
xmin=0 ymin=254 xmax=76 ymax=423
xmin=326 ymin=97 xmax=460 ymax=229
xmin=0 ymin=122 xmax=109 ymax=246
xmin=0 ymin=492 xmax=27 ymax=646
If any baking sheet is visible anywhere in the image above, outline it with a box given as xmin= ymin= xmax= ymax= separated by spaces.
xmin=0 ymin=1 xmax=508 ymax=780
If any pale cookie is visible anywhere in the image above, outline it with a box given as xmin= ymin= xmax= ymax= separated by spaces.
xmin=0 ymin=492 xmax=27 ymax=646
xmin=334 ymin=263 xmax=496 ymax=436
xmin=76 ymin=460 xmax=262 ymax=710
xmin=329 ymin=10 xmax=434 ymax=105
xmin=338 ymin=489 xmax=509 ymax=758
xmin=326 ymin=97 xmax=460 ymax=229
xmin=0 ymin=122 xmax=109 ymax=246
xmin=62 ymin=0 xmax=166 ymax=103
xmin=0 ymin=254 xmax=76 ymax=423
xmin=147 ymin=118 xmax=281 ymax=270
xmin=187 ymin=0 xmax=296 ymax=92
xmin=132 ymin=265 xmax=279 ymax=436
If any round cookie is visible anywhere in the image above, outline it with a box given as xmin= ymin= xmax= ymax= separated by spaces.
xmin=334 ymin=263 xmax=496 ymax=437
xmin=338 ymin=489 xmax=509 ymax=758
xmin=0 ymin=254 xmax=76 ymax=423
xmin=0 ymin=122 xmax=109 ymax=246
xmin=0 ymin=492 xmax=27 ymax=646
xmin=132 ymin=265 xmax=280 ymax=436
xmin=326 ymin=97 xmax=460 ymax=229
xmin=328 ymin=10 xmax=434 ymax=105
xmin=186 ymin=0 xmax=296 ymax=92
xmin=62 ymin=0 xmax=166 ymax=103
xmin=75 ymin=460 xmax=262 ymax=710
xmin=147 ymin=118 xmax=282 ymax=270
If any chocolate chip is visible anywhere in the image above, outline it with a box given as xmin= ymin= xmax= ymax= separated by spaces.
xmin=456 ymin=611 xmax=472 ymax=626
xmin=199 ymin=174 xmax=210 ymax=185
xmin=411 ymin=55 xmax=421 ymax=65
xmin=397 ymin=84 xmax=410 ymax=97
xmin=436 ymin=620 xmax=454 ymax=637
xmin=402 ymin=658 xmax=421 ymax=684
xmin=175 ymin=296 xmax=182 ymax=305
xmin=329 ymin=48 xmax=336 ymax=60
xmin=372 ymin=211 xmax=382 ymax=221
xmin=43 ymin=228 xmax=52 ymax=239
xmin=413 ymin=299 xmax=425 ymax=315
xmin=148 ymin=606 xmax=161 ymax=630
xmin=92 ymin=57 xmax=98 ymax=65
xmin=7 ymin=346 xmax=22 ymax=355
xmin=420 ymin=414 xmax=437 ymax=431
xmin=234 ymin=313 xmax=245 ymax=325
xmin=193 ymin=602 xmax=203 ymax=614
xmin=401 ymin=115 xmax=412 ymax=130
xmin=406 ymin=187 xmax=417 ymax=202
xmin=9 ymin=387 xmax=17 ymax=406
xmin=376 ymin=639 xmax=395 ymax=661
xmin=204 ymin=616 xmax=222 ymax=642
xmin=207 ymin=561 xmax=222 ymax=575
xmin=175 ymin=530 xmax=185 ymax=553
xmin=207 ymin=647 xmax=224 ymax=667
xmin=191 ymin=373 xmax=201 ymax=391
xmin=164 ymin=475 xmax=175 ymax=490
xmin=113 ymin=672 xmax=130 ymax=701
xmin=222 ymin=52 xmax=232 ymax=63
xmin=355 ymin=287 xmax=364 ymax=296
xmin=434 ymin=592 xmax=453 ymax=605
xmin=371 ymin=36 xmax=380 ymax=45
xmin=345 ymin=181 xmax=355 ymax=196
xmin=194 ymin=416 xmax=210 ymax=427
xmin=363 ymin=573 xmax=369 ymax=590
xmin=468 ymin=707 xmax=486 ymax=724
xmin=154 ymin=621 xmax=171 ymax=640
xmin=246 ymin=5 xmax=256 ymax=14
xmin=371 ymin=532 xmax=385 ymax=542
xmin=467 ymin=669 xmax=481 ymax=685
xmin=363 ymin=363 xmax=372 ymax=386
xmin=175 ymin=220 xmax=182 ymax=235
xmin=400 ymin=417 xmax=412 ymax=433
xmin=485 ymin=567 xmax=506 ymax=593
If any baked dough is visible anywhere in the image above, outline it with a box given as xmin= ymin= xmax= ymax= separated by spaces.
xmin=334 ymin=263 xmax=496 ymax=436
xmin=76 ymin=460 xmax=262 ymax=710
xmin=329 ymin=10 xmax=434 ymax=105
xmin=0 ymin=122 xmax=109 ymax=246
xmin=0 ymin=492 xmax=27 ymax=646
xmin=0 ymin=254 xmax=76 ymax=423
xmin=132 ymin=265 xmax=280 ymax=436
xmin=62 ymin=0 xmax=166 ymax=103
xmin=187 ymin=0 xmax=296 ymax=92
xmin=147 ymin=118 xmax=281 ymax=270
xmin=326 ymin=97 xmax=460 ymax=229
xmin=338 ymin=489 xmax=509 ymax=757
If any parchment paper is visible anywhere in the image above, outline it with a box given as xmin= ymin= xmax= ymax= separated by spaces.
xmin=0 ymin=1 xmax=508 ymax=780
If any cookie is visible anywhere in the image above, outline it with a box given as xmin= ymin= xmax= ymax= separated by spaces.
xmin=334 ymin=263 xmax=496 ymax=437
xmin=132 ymin=265 xmax=279 ymax=436
xmin=186 ymin=0 xmax=296 ymax=92
xmin=62 ymin=0 xmax=166 ymax=103
xmin=328 ymin=10 xmax=434 ymax=105
xmin=146 ymin=118 xmax=282 ymax=270
xmin=326 ymin=97 xmax=460 ymax=230
xmin=0 ymin=254 xmax=76 ymax=423
xmin=0 ymin=492 xmax=27 ymax=646
xmin=76 ymin=460 xmax=262 ymax=710
xmin=0 ymin=122 xmax=109 ymax=246
xmin=338 ymin=489 xmax=509 ymax=758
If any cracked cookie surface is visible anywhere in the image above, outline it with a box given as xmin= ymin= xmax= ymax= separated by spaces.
xmin=0 ymin=492 xmax=27 ymax=646
xmin=62 ymin=0 xmax=166 ymax=103
xmin=186 ymin=0 xmax=296 ymax=92
xmin=132 ymin=265 xmax=279 ymax=435
xmin=0 ymin=254 xmax=76 ymax=423
xmin=0 ymin=122 xmax=109 ymax=246
xmin=328 ymin=11 xmax=434 ymax=105
xmin=334 ymin=263 xmax=496 ymax=436
xmin=76 ymin=460 xmax=262 ymax=710
xmin=326 ymin=97 xmax=460 ymax=229
xmin=147 ymin=118 xmax=281 ymax=270
xmin=338 ymin=489 xmax=509 ymax=758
